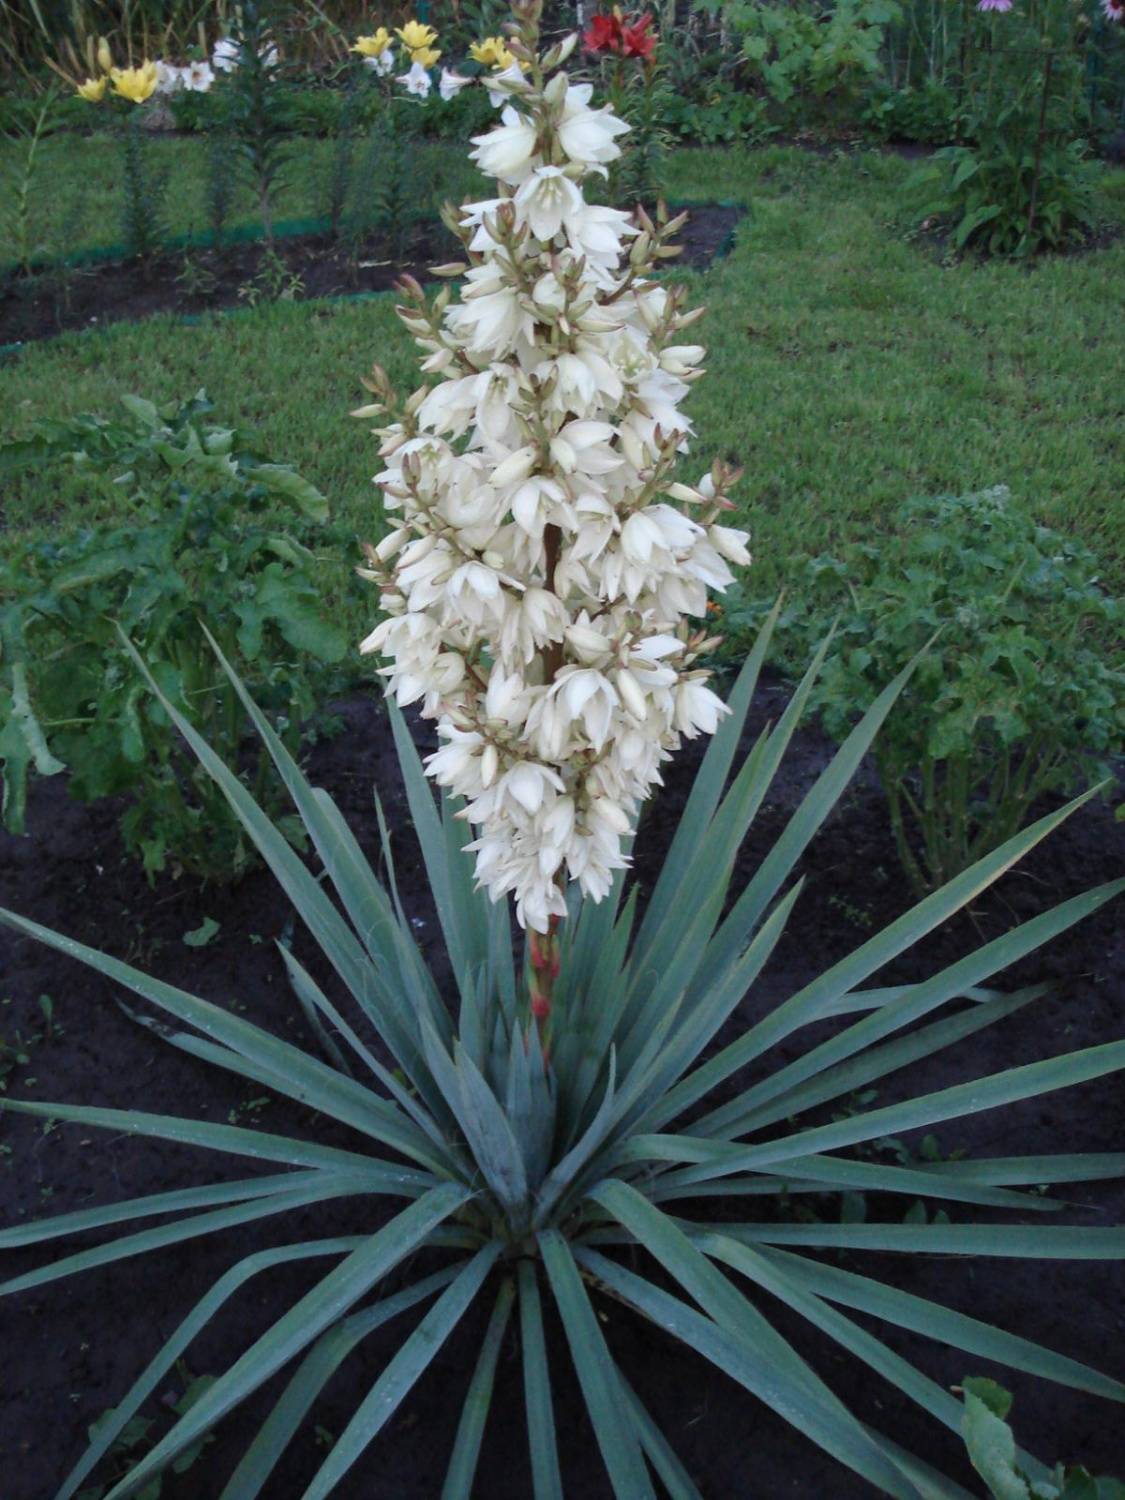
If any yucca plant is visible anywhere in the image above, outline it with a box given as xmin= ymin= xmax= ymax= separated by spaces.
xmin=3 ymin=2 xmax=1124 ymax=1493
xmin=1 ymin=617 xmax=1123 ymax=1499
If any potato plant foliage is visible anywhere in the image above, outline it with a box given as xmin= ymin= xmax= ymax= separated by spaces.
xmin=0 ymin=391 xmax=349 ymax=881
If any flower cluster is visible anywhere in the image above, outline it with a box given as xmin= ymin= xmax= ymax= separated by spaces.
xmin=73 ymin=45 xmax=161 ymax=105
xmin=212 ymin=36 xmax=279 ymax=72
xmin=155 ymin=59 xmax=215 ymax=94
xmin=352 ymin=17 xmax=471 ymax=100
xmin=582 ymin=8 xmax=657 ymax=60
xmin=357 ymin=1 xmax=748 ymax=932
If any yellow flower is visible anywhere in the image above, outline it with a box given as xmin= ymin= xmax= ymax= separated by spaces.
xmin=96 ymin=36 xmax=113 ymax=74
xmin=410 ymin=44 xmax=441 ymax=66
xmin=110 ymin=60 xmax=159 ymax=103
xmin=351 ymin=27 xmax=391 ymax=57
xmin=76 ymin=74 xmax=108 ymax=102
xmin=395 ymin=19 xmax=438 ymax=52
xmin=470 ymin=35 xmax=515 ymax=68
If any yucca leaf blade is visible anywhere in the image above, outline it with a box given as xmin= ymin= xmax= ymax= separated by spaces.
xmin=574 ymin=1242 xmax=921 ymax=1500
xmin=0 ymin=1176 xmax=382 ymax=1298
xmin=219 ymin=1264 xmax=464 ymax=1500
xmin=441 ymin=1277 xmax=516 ymax=1500
xmin=300 ymin=1244 xmax=502 ymax=1500
xmin=101 ymin=1183 xmax=472 ymax=1500
xmin=54 ymin=1237 xmax=366 ymax=1500
xmin=539 ymin=1228 xmax=657 ymax=1500
xmin=753 ymin=1244 xmax=1125 ymax=1403
xmin=0 ymin=904 xmax=443 ymax=1171
xmin=517 ymin=1259 xmax=565 ymax=1500
xmin=662 ymin=1036 xmax=1125 ymax=1189
xmin=668 ymin=789 xmax=1108 ymax=1123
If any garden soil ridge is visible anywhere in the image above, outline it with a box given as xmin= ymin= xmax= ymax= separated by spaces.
xmin=0 ymin=678 xmax=1122 ymax=1497
xmin=0 ymin=203 xmax=743 ymax=349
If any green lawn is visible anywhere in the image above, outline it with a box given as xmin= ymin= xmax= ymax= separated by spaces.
xmin=3 ymin=137 xmax=1124 ymax=643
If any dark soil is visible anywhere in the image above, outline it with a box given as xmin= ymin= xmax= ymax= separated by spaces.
xmin=0 ymin=204 xmax=744 ymax=349
xmin=1 ymin=679 xmax=1123 ymax=1498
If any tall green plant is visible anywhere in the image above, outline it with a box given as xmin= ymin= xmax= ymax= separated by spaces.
xmin=217 ymin=0 xmax=288 ymax=250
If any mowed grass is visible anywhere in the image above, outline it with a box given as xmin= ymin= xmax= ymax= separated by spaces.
xmin=3 ymin=136 xmax=1124 ymax=638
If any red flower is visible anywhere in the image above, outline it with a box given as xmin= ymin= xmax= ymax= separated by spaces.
xmin=621 ymin=12 xmax=656 ymax=58
xmin=583 ymin=12 xmax=623 ymax=53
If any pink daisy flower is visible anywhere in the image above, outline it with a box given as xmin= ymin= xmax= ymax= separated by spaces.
xmin=1102 ymin=0 xmax=1124 ymax=22
xmin=977 ymin=0 xmax=1013 ymax=11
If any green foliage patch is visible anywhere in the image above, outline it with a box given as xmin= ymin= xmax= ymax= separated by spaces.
xmin=0 ymin=390 xmax=354 ymax=881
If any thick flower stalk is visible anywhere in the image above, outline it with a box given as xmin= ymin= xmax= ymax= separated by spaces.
xmin=358 ymin=0 xmax=750 ymax=933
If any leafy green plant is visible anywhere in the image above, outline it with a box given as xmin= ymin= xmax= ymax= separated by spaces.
xmin=912 ymin=135 xmax=1099 ymax=256
xmin=1 ymin=609 xmax=1123 ymax=1496
xmin=959 ymin=1376 xmax=1125 ymax=1499
xmin=861 ymin=80 xmax=958 ymax=144
xmin=77 ymin=1366 xmax=216 ymax=1500
xmin=907 ymin=0 xmax=1101 ymax=256
xmin=0 ymin=391 xmax=350 ymax=881
xmin=730 ymin=487 xmax=1124 ymax=894
xmin=1 ymin=84 xmax=56 ymax=275
xmin=237 ymin=245 xmax=305 ymax=306
xmin=216 ymin=0 xmax=290 ymax=250
xmin=716 ymin=0 xmax=901 ymax=120
xmin=664 ymin=79 xmax=773 ymax=144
